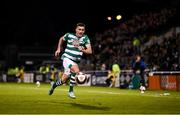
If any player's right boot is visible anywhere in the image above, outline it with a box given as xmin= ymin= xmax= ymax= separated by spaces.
xmin=48 ymin=88 xmax=54 ymax=95
xmin=48 ymin=79 xmax=62 ymax=95
xmin=48 ymin=82 xmax=56 ymax=95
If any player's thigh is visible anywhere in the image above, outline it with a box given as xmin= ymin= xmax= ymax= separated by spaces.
xmin=70 ymin=64 xmax=80 ymax=73
xmin=63 ymin=58 xmax=79 ymax=74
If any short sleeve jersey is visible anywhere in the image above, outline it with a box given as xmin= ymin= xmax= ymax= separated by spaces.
xmin=61 ymin=33 xmax=91 ymax=63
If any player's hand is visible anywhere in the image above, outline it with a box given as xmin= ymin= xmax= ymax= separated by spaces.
xmin=55 ymin=49 xmax=61 ymax=58
xmin=78 ymin=46 xmax=85 ymax=51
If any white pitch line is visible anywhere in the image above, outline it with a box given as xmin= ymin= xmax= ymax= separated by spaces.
xmin=85 ymin=90 xmax=180 ymax=99
xmin=2 ymin=85 xmax=180 ymax=99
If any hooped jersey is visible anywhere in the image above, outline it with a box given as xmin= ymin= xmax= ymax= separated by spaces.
xmin=61 ymin=33 xmax=91 ymax=63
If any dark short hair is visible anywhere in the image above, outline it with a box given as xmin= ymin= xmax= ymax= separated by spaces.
xmin=76 ymin=23 xmax=86 ymax=28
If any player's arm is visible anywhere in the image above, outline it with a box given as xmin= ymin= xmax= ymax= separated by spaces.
xmin=55 ymin=36 xmax=65 ymax=57
xmin=79 ymin=44 xmax=92 ymax=54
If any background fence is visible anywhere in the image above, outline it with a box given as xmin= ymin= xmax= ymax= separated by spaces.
xmin=1 ymin=70 xmax=180 ymax=91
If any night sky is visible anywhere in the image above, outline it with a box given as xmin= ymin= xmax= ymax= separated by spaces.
xmin=0 ymin=0 xmax=179 ymax=47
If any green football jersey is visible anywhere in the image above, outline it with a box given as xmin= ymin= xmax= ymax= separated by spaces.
xmin=61 ymin=33 xmax=91 ymax=63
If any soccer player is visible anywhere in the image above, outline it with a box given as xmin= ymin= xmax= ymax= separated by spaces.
xmin=48 ymin=23 xmax=92 ymax=98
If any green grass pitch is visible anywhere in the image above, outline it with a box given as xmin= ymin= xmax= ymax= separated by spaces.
xmin=0 ymin=83 xmax=180 ymax=114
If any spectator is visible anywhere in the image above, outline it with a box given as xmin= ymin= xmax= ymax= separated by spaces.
xmin=132 ymin=55 xmax=147 ymax=93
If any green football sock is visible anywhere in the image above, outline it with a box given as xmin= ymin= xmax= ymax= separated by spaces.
xmin=69 ymin=72 xmax=76 ymax=92
xmin=69 ymin=85 xmax=74 ymax=92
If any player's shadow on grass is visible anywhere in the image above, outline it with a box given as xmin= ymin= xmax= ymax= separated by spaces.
xmin=69 ymin=102 xmax=110 ymax=110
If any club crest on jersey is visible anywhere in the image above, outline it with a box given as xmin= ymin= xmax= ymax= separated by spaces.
xmin=72 ymin=39 xmax=80 ymax=47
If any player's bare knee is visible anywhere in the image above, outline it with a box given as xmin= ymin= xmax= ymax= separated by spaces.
xmin=75 ymin=69 xmax=80 ymax=74
xmin=62 ymin=74 xmax=69 ymax=83
xmin=71 ymin=66 xmax=80 ymax=74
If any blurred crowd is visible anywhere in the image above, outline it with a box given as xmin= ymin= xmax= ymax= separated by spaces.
xmin=143 ymin=32 xmax=180 ymax=71
xmin=88 ymin=8 xmax=179 ymax=71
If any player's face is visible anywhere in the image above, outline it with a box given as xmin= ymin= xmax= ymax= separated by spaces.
xmin=75 ymin=26 xmax=85 ymax=38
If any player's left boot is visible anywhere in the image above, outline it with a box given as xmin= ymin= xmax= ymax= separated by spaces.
xmin=68 ymin=91 xmax=76 ymax=99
